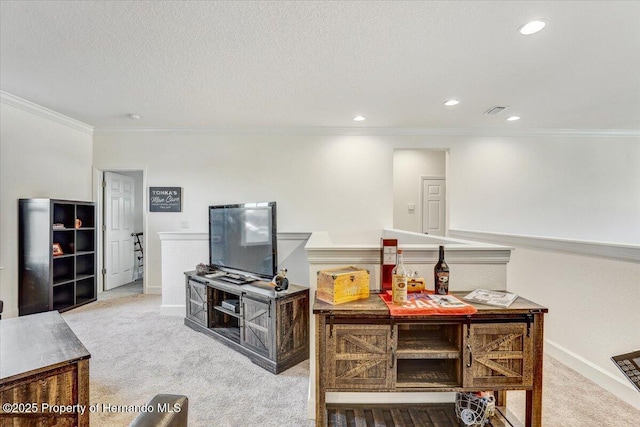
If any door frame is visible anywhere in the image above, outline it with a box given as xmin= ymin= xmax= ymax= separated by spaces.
xmin=420 ymin=175 xmax=447 ymax=236
xmin=92 ymin=166 xmax=148 ymax=294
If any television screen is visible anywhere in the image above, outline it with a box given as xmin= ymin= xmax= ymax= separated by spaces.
xmin=209 ymin=202 xmax=277 ymax=279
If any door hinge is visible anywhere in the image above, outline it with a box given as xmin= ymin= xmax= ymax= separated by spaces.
xmin=102 ymin=268 xmax=106 ymax=275
xmin=102 ymin=224 xmax=106 ymax=232
xmin=102 ymin=181 xmax=106 ymax=188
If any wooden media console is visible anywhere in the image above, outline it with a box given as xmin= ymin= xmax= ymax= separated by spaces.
xmin=184 ymin=271 xmax=309 ymax=374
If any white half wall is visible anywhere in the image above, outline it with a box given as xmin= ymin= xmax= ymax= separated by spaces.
xmin=0 ymin=94 xmax=93 ymax=318
xmin=158 ymin=231 xmax=311 ymax=315
xmin=158 ymin=232 xmax=209 ymax=315
xmin=450 ymin=229 xmax=640 ymax=410
xmin=508 ymin=245 xmax=640 ymax=411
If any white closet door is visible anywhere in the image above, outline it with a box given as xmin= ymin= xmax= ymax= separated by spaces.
xmin=104 ymin=171 xmax=135 ymax=290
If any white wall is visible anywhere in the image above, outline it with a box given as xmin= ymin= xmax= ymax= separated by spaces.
xmin=0 ymin=96 xmax=93 ymax=317
xmin=93 ymin=133 xmax=396 ymax=290
xmin=94 ymin=132 xmax=640 ymax=248
xmin=393 ymin=149 xmax=446 ymax=233
xmin=449 ymin=135 xmax=640 ymax=245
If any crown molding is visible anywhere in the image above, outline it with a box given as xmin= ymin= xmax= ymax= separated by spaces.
xmin=1 ymin=91 xmax=635 ymax=139
xmin=92 ymin=126 xmax=640 ymax=138
xmin=0 ymin=91 xmax=93 ymax=135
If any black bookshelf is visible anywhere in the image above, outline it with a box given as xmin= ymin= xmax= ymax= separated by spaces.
xmin=19 ymin=199 xmax=97 ymax=315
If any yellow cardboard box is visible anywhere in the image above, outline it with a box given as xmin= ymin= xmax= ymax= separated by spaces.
xmin=316 ymin=266 xmax=370 ymax=305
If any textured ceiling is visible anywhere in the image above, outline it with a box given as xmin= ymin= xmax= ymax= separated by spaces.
xmin=1 ymin=0 xmax=639 ymax=131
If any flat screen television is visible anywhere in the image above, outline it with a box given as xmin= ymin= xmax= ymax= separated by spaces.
xmin=208 ymin=202 xmax=277 ymax=280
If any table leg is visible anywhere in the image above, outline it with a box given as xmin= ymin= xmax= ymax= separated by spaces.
xmin=526 ymin=313 xmax=545 ymax=427
xmin=315 ymin=314 xmax=327 ymax=427
xmin=77 ymin=359 xmax=90 ymax=427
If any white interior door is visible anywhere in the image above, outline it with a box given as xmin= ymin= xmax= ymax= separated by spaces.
xmin=104 ymin=171 xmax=135 ymax=290
xmin=422 ymin=178 xmax=446 ymax=236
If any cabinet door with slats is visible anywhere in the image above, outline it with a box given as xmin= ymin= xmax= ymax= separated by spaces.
xmin=463 ymin=322 xmax=533 ymax=389
xmin=326 ymin=324 xmax=393 ymax=390
xmin=242 ymin=296 xmax=272 ymax=359
xmin=186 ymin=279 xmax=208 ymax=327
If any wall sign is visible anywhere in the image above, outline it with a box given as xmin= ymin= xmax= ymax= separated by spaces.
xmin=149 ymin=187 xmax=182 ymax=212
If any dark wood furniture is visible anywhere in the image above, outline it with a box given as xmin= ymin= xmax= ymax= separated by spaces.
xmin=184 ymin=271 xmax=310 ymax=374
xmin=314 ymin=292 xmax=548 ymax=427
xmin=19 ymin=198 xmax=97 ymax=315
xmin=0 ymin=311 xmax=91 ymax=427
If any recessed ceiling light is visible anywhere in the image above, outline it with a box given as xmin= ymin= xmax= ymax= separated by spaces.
xmin=128 ymin=113 xmax=141 ymax=120
xmin=353 ymin=115 xmax=366 ymax=122
xmin=444 ymin=99 xmax=459 ymax=106
xmin=519 ymin=20 xmax=546 ymax=35
xmin=507 ymin=116 xmax=521 ymax=121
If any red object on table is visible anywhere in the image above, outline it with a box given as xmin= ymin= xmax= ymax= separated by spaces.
xmin=379 ymin=291 xmax=477 ymax=316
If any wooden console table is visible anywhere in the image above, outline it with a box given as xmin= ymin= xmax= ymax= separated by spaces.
xmin=314 ymin=292 xmax=547 ymax=427
xmin=0 ymin=311 xmax=90 ymax=427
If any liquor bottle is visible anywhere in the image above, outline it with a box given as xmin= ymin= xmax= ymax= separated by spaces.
xmin=434 ymin=245 xmax=450 ymax=295
xmin=392 ymin=249 xmax=409 ymax=304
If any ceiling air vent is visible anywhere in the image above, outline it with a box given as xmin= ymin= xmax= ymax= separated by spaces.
xmin=484 ymin=106 xmax=509 ymax=115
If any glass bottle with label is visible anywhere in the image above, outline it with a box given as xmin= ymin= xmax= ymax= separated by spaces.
xmin=392 ymin=249 xmax=409 ymax=304
xmin=434 ymin=245 xmax=450 ymax=295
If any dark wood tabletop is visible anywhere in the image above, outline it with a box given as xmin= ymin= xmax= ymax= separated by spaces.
xmin=0 ymin=311 xmax=90 ymax=383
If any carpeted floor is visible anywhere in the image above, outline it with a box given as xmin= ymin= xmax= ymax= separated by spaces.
xmin=61 ymin=290 xmax=639 ymax=427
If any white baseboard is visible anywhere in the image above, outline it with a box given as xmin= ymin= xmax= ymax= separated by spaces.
xmin=145 ymin=285 xmax=162 ymax=295
xmin=160 ymin=304 xmax=185 ymax=316
xmin=545 ymin=339 xmax=640 ymax=410
xmin=2 ymin=307 xmax=19 ymax=319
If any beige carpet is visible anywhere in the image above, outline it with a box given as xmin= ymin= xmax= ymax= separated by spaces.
xmin=507 ymin=355 xmax=638 ymax=426
xmin=61 ymin=291 xmax=639 ymax=427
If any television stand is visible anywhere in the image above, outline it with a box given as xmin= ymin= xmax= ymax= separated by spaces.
xmin=184 ymin=271 xmax=309 ymax=374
